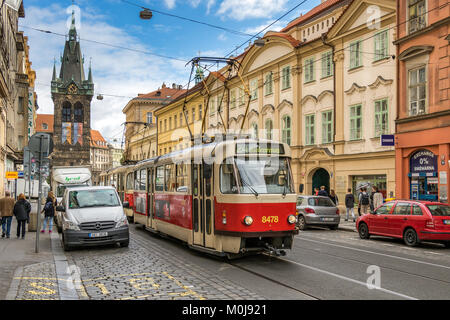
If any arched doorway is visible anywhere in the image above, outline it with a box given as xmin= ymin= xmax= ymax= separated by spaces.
xmin=312 ymin=168 xmax=330 ymax=195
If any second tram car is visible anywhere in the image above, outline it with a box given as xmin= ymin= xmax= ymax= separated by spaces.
xmin=103 ymin=139 xmax=298 ymax=257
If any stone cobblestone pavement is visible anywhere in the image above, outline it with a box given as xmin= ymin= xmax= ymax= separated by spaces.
xmin=11 ymin=228 xmax=266 ymax=300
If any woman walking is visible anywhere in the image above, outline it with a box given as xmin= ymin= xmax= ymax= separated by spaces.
xmin=41 ymin=191 xmax=57 ymax=233
xmin=372 ymin=186 xmax=384 ymax=211
xmin=13 ymin=194 xmax=31 ymax=239
xmin=329 ymin=189 xmax=339 ymax=206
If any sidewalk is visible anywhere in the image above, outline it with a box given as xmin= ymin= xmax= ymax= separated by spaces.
xmin=338 ymin=214 xmax=358 ymax=233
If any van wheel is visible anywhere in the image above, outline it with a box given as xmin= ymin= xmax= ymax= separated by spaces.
xmin=358 ymin=223 xmax=370 ymax=239
xmin=404 ymin=228 xmax=419 ymax=247
xmin=62 ymin=235 xmax=71 ymax=251
xmin=297 ymin=216 xmax=307 ymax=230
xmin=120 ymin=240 xmax=129 ymax=248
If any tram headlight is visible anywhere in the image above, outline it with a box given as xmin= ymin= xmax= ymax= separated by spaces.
xmin=243 ymin=216 xmax=253 ymax=226
xmin=287 ymin=215 xmax=297 ymax=224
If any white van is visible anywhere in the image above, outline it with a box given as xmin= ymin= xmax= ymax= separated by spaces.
xmin=56 ymin=186 xmax=130 ymax=251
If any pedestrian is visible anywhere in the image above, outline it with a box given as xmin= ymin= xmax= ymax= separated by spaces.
xmin=372 ymin=186 xmax=384 ymax=211
xmin=329 ymin=189 xmax=339 ymax=206
xmin=0 ymin=191 xmax=16 ymax=239
xmin=359 ymin=187 xmax=370 ymax=215
xmin=41 ymin=191 xmax=57 ymax=233
xmin=345 ymin=188 xmax=355 ymax=222
xmin=313 ymin=187 xmax=319 ymax=196
xmin=369 ymin=187 xmax=375 ymax=212
xmin=318 ymin=186 xmax=328 ymax=197
xmin=13 ymin=194 xmax=31 ymax=239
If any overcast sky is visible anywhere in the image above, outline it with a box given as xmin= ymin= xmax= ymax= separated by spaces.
xmin=21 ymin=0 xmax=319 ymax=145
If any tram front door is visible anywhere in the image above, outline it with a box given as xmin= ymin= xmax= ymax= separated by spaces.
xmin=192 ymin=163 xmax=215 ymax=248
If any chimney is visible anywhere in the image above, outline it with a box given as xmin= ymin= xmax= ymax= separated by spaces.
xmin=172 ymin=83 xmax=176 ymax=89
xmin=162 ymin=82 xmax=166 ymax=88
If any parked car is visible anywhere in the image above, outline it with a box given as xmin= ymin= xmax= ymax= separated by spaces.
xmin=56 ymin=186 xmax=130 ymax=251
xmin=356 ymin=200 xmax=450 ymax=247
xmin=296 ymin=195 xmax=340 ymax=230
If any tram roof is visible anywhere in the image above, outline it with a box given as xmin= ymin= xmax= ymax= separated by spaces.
xmin=133 ymin=138 xmax=290 ymax=170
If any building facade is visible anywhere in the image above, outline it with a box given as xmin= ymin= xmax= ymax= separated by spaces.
xmin=90 ymin=129 xmax=111 ymax=184
xmin=204 ymin=0 xmax=398 ymax=208
xmin=394 ymin=0 xmax=450 ymax=203
xmin=50 ymin=10 xmax=94 ymax=167
xmin=122 ymin=83 xmax=185 ymax=162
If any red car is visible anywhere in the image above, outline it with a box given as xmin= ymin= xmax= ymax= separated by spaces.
xmin=356 ymin=200 xmax=450 ymax=247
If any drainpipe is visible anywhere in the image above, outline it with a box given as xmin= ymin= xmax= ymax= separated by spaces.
xmin=321 ymin=34 xmax=336 ymax=154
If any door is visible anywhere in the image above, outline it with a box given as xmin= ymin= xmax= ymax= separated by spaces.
xmin=192 ymin=163 xmax=215 ymax=248
xmin=368 ymin=202 xmax=395 ymax=234
xmin=388 ymin=202 xmax=412 ymax=237
xmin=147 ymin=168 xmax=154 ymax=229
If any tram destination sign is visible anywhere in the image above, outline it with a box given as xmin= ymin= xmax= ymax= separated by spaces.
xmin=236 ymin=143 xmax=285 ymax=155
xmin=410 ymin=150 xmax=437 ymax=174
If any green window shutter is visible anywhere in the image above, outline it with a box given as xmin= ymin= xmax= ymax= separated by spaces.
xmin=350 ymin=105 xmax=362 ymax=140
xmin=321 ymin=52 xmax=333 ymax=78
xmin=305 ymin=114 xmax=315 ymax=145
xmin=265 ymin=119 xmax=273 ymax=140
xmin=282 ymin=116 xmax=291 ymax=145
xmin=374 ymin=30 xmax=388 ymax=61
xmin=282 ymin=66 xmax=291 ymax=89
xmin=304 ymin=58 xmax=314 ymax=83
xmin=374 ymin=99 xmax=388 ymax=137
xmin=350 ymin=41 xmax=362 ymax=69
xmin=322 ymin=111 xmax=333 ymax=143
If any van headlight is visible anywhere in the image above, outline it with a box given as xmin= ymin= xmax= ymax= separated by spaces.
xmin=63 ymin=220 xmax=80 ymax=231
xmin=116 ymin=215 xmax=128 ymax=228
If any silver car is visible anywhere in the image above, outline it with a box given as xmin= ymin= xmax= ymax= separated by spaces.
xmin=296 ymin=195 xmax=340 ymax=230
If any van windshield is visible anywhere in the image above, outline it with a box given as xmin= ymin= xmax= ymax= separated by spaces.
xmin=426 ymin=205 xmax=450 ymax=216
xmin=69 ymin=189 xmax=120 ymax=209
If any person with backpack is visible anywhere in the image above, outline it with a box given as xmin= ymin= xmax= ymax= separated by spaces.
xmin=41 ymin=191 xmax=57 ymax=233
xmin=13 ymin=194 xmax=31 ymax=239
xmin=359 ymin=187 xmax=370 ymax=215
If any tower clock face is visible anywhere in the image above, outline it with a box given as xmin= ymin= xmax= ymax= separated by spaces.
xmin=68 ymin=84 xmax=78 ymax=94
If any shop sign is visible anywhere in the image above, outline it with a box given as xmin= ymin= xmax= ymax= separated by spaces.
xmin=410 ymin=150 xmax=437 ymax=174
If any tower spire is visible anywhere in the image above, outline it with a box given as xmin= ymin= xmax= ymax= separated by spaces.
xmin=88 ymin=57 xmax=93 ymax=83
xmin=52 ymin=57 xmax=57 ymax=81
xmin=69 ymin=1 xmax=77 ymax=41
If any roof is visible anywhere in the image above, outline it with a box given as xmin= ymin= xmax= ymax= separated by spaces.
xmin=35 ymin=114 xmax=54 ymax=133
xmin=90 ymin=130 xmax=108 ymax=149
xmin=281 ymin=0 xmax=345 ymax=33
xmin=154 ymin=81 xmax=205 ymax=113
xmin=136 ymin=86 xmax=187 ymax=101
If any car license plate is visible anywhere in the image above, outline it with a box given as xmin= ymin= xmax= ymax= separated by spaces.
xmin=88 ymin=232 xmax=108 ymax=238
xmin=444 ymin=220 xmax=450 ymax=225
xmin=322 ymin=218 xmax=334 ymax=222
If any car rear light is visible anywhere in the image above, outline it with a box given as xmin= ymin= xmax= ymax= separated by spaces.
xmin=336 ymin=208 xmax=340 ymax=215
xmin=426 ymin=219 xmax=435 ymax=229
xmin=305 ymin=208 xmax=315 ymax=214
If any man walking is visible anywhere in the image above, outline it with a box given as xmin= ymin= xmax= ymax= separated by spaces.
xmin=13 ymin=194 xmax=31 ymax=239
xmin=345 ymin=189 xmax=355 ymax=222
xmin=0 ymin=191 xmax=15 ymax=238
xmin=359 ymin=187 xmax=370 ymax=215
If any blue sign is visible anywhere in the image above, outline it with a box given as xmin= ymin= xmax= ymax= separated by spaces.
xmin=381 ymin=135 xmax=395 ymax=146
xmin=410 ymin=150 xmax=437 ymax=174
xmin=18 ymin=171 xmax=24 ymax=178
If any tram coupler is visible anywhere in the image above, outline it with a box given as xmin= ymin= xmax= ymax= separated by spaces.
xmin=264 ymin=244 xmax=286 ymax=257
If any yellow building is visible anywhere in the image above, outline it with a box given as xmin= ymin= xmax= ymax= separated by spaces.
xmin=204 ymin=0 xmax=397 ymax=209
xmin=155 ymin=82 xmax=205 ymax=155
xmin=122 ymin=83 xmax=185 ymax=162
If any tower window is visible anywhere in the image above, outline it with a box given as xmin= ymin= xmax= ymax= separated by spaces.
xmin=74 ymin=102 xmax=83 ymax=122
xmin=62 ymin=101 xmax=71 ymax=122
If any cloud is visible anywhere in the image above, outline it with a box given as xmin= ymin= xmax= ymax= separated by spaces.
xmin=22 ymin=3 xmax=190 ymax=142
xmin=217 ymin=0 xmax=289 ymax=21
xmin=164 ymin=0 xmax=176 ymax=9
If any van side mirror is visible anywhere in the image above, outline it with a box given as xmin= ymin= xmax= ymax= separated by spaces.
xmin=123 ymin=201 xmax=130 ymax=209
xmin=56 ymin=206 xmax=65 ymax=212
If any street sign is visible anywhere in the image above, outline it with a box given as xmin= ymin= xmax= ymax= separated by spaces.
xmin=29 ymin=133 xmax=53 ymax=159
xmin=6 ymin=171 xmax=18 ymax=179
xmin=380 ymin=135 xmax=395 ymax=146
xmin=18 ymin=171 xmax=24 ymax=178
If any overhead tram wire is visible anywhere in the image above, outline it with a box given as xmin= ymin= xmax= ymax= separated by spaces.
xmin=120 ymin=0 xmax=253 ymax=38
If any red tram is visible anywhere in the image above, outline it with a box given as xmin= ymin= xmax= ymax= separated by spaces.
xmin=106 ymin=139 xmax=298 ymax=257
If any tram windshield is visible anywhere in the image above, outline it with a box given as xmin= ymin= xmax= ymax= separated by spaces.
xmin=220 ymin=157 xmax=294 ymax=195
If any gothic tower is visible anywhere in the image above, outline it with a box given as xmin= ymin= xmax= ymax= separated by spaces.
xmin=51 ymin=9 xmax=94 ymax=166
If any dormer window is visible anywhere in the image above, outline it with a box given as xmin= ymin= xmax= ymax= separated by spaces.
xmin=43 ymin=123 xmax=48 ymax=130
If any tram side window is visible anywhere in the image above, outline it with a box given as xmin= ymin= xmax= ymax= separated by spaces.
xmin=155 ymin=166 xmax=164 ymax=192
xmin=126 ymin=173 xmax=134 ymax=190
xmin=176 ymin=164 xmax=188 ymax=193
xmin=220 ymin=163 xmax=238 ymax=194
xmin=140 ymin=169 xmax=147 ymax=191
xmin=134 ymin=171 xmax=140 ymax=190
xmin=165 ymin=164 xmax=176 ymax=192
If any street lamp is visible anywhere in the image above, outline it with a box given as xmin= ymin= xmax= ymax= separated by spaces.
xmin=254 ymin=38 xmax=266 ymax=47
xmin=140 ymin=8 xmax=153 ymax=20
